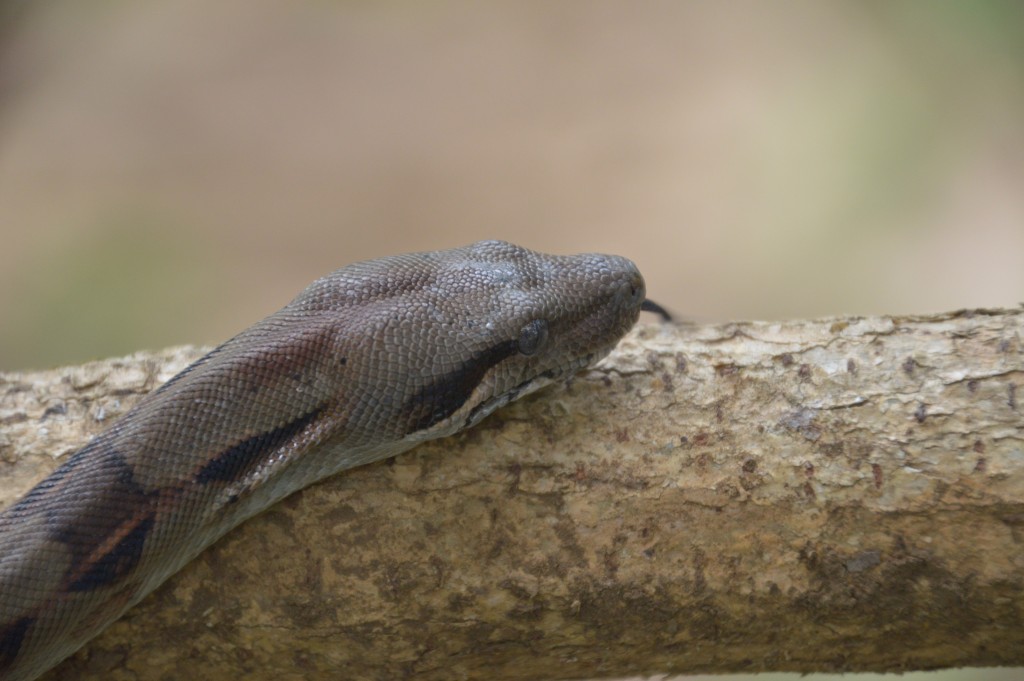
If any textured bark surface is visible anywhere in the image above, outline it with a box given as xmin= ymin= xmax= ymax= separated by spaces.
xmin=2 ymin=309 xmax=1023 ymax=680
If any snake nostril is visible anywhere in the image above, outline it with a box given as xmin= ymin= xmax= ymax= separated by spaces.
xmin=630 ymin=273 xmax=645 ymax=304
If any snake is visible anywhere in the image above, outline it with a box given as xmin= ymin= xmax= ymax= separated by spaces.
xmin=0 ymin=240 xmax=664 ymax=680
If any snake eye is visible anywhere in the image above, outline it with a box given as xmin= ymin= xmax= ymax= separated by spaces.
xmin=517 ymin=319 xmax=549 ymax=356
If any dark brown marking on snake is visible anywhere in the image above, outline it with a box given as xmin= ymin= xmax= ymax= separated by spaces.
xmin=46 ymin=443 xmax=155 ymax=592
xmin=404 ymin=339 xmax=519 ymax=432
xmin=194 ymin=405 xmax=326 ymax=485
xmin=66 ymin=514 xmax=156 ymax=592
xmin=0 ymin=616 xmax=33 ymax=674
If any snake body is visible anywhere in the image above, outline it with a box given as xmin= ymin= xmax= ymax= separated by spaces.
xmin=0 ymin=241 xmax=649 ymax=680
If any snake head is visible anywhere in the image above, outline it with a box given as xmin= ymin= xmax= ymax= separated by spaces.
xmin=309 ymin=240 xmax=648 ymax=444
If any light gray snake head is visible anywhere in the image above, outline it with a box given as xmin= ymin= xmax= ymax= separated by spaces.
xmin=296 ymin=239 xmax=650 ymax=445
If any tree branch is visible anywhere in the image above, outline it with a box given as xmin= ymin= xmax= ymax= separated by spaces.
xmin=2 ymin=309 xmax=1023 ymax=680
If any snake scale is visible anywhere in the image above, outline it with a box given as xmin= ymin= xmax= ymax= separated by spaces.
xmin=0 ymin=240 xmax=661 ymax=680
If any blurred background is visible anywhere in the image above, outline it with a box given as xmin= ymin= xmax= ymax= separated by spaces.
xmin=3 ymin=0 xmax=1024 ymax=373
xmin=0 ymin=1 xmax=1022 ymax=678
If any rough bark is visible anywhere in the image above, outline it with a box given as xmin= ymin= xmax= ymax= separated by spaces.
xmin=1 ymin=309 xmax=1022 ymax=681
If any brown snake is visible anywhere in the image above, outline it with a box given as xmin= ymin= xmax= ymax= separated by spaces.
xmin=0 ymin=241 xmax=661 ymax=680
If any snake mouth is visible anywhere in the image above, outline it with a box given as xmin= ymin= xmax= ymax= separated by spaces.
xmin=462 ymin=343 xmax=614 ymax=432
xmin=463 ymin=368 xmax=556 ymax=431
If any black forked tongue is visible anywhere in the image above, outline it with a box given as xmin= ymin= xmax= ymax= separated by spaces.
xmin=640 ymin=299 xmax=673 ymax=321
